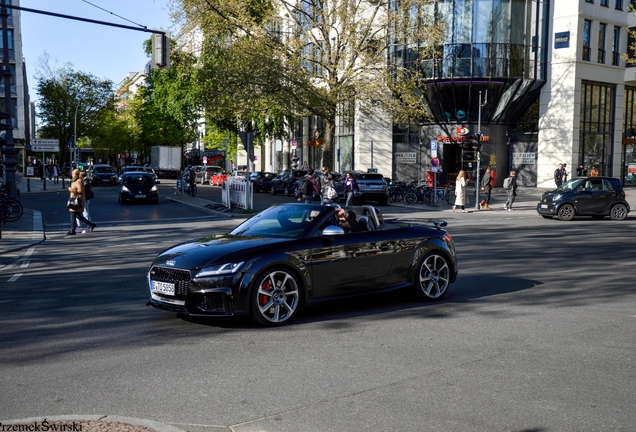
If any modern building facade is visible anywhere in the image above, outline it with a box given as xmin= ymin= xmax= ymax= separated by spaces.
xmin=282 ymin=0 xmax=636 ymax=189
xmin=1 ymin=0 xmax=30 ymax=175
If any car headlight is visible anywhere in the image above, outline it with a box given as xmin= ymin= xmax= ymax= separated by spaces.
xmin=121 ymin=186 xmax=130 ymax=193
xmin=151 ymin=185 xmax=158 ymax=192
xmin=552 ymin=194 xmax=563 ymax=202
xmin=197 ymin=262 xmax=244 ymax=277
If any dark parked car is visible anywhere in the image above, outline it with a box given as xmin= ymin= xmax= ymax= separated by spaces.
xmin=87 ymin=164 xmax=117 ymax=185
xmin=147 ymin=203 xmax=458 ymax=326
xmin=118 ymin=172 xmax=159 ymax=204
xmin=334 ymin=171 xmax=389 ymax=205
xmin=270 ymin=169 xmax=307 ymax=196
xmin=537 ymin=176 xmax=630 ymax=221
xmin=250 ymin=171 xmax=278 ymax=192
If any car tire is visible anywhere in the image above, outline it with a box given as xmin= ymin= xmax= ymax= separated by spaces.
xmin=284 ymin=186 xmax=291 ymax=196
xmin=557 ymin=204 xmax=575 ymax=221
xmin=250 ymin=267 xmax=301 ymax=326
xmin=413 ymin=252 xmax=451 ymax=301
xmin=270 ymin=186 xmax=276 ymax=195
xmin=610 ymin=203 xmax=628 ymax=221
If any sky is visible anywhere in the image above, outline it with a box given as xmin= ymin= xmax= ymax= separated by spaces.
xmin=20 ymin=0 xmax=178 ymax=102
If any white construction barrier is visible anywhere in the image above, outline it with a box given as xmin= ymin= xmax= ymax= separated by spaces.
xmin=223 ymin=178 xmax=252 ymax=210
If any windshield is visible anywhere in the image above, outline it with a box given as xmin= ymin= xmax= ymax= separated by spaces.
xmin=557 ymin=178 xmax=585 ymax=192
xmin=229 ymin=205 xmax=325 ymax=239
xmin=95 ymin=167 xmax=113 ymax=173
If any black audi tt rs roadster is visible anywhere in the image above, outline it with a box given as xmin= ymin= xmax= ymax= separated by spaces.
xmin=147 ymin=203 xmax=458 ymax=326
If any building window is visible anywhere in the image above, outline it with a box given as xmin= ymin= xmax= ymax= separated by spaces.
xmin=612 ymin=26 xmax=620 ymax=66
xmin=579 ymin=81 xmax=615 ymax=176
xmin=583 ymin=20 xmax=592 ymax=61
xmin=601 ymin=0 xmax=608 ymax=5
xmin=585 ymin=0 xmax=593 ymax=3
xmin=598 ymin=23 xmax=606 ymax=63
xmin=615 ymin=0 xmax=623 ymax=9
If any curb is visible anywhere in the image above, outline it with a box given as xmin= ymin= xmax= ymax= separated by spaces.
xmin=0 ymin=416 xmax=187 ymax=432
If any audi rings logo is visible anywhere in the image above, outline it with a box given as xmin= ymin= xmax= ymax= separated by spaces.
xmin=456 ymin=127 xmax=470 ymax=136
xmin=165 ymin=260 xmax=176 ymax=267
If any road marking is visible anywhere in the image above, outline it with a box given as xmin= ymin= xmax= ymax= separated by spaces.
xmin=8 ymin=273 xmax=22 ymax=282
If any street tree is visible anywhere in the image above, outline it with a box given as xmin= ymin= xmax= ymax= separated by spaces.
xmin=36 ymin=63 xmax=114 ymax=164
xmin=175 ymin=0 xmax=445 ymax=167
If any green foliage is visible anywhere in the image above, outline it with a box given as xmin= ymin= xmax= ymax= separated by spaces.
xmin=36 ymin=66 xmax=114 ymax=164
xmin=177 ymin=0 xmax=446 ymax=167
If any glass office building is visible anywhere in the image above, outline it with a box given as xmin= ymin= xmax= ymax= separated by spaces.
xmin=389 ymin=0 xmax=551 ymax=186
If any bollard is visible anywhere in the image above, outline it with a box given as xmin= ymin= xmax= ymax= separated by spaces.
xmin=62 ymin=177 xmax=65 ymax=188
xmin=27 ymin=178 xmax=30 ymax=192
xmin=43 ymin=176 xmax=46 ymax=191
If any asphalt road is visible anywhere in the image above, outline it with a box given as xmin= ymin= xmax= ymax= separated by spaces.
xmin=1 ymin=187 xmax=635 ymax=432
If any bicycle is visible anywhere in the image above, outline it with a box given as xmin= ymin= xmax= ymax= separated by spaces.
xmin=423 ymin=184 xmax=455 ymax=206
xmin=186 ymin=181 xmax=197 ymax=197
xmin=0 ymin=184 xmax=24 ymax=223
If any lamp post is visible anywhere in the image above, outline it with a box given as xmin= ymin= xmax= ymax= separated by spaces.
xmin=73 ymin=100 xmax=80 ymax=168
xmin=475 ymin=90 xmax=487 ymax=210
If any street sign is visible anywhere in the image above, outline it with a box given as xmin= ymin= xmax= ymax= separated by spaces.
xmin=291 ymin=140 xmax=297 ymax=149
xmin=32 ymin=139 xmax=59 ymax=152
xmin=431 ymin=140 xmax=438 ymax=158
xmin=431 ymin=157 xmax=439 ymax=167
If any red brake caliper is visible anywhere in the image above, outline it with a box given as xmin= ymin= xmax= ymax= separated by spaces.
xmin=259 ymin=280 xmax=272 ymax=306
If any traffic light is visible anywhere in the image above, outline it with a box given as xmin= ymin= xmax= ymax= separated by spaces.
xmin=152 ymin=32 xmax=171 ymax=70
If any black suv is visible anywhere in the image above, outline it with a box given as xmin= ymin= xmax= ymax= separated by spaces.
xmin=537 ymin=176 xmax=630 ymax=221
xmin=335 ymin=171 xmax=389 ymax=205
xmin=87 ymin=164 xmax=117 ymax=186
xmin=270 ymin=169 xmax=307 ymax=196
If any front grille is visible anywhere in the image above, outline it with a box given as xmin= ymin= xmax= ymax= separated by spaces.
xmin=197 ymin=293 xmax=228 ymax=313
xmin=150 ymin=266 xmax=191 ymax=295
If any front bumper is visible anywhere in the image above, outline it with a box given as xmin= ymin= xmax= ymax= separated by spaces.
xmin=147 ymin=265 xmax=246 ymax=317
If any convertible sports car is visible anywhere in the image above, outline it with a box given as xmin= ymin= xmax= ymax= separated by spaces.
xmin=147 ymin=204 xmax=458 ymax=326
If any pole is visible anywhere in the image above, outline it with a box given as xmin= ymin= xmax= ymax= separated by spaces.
xmin=475 ymin=91 xmax=483 ymax=210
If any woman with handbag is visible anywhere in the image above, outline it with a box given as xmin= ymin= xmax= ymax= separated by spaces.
xmin=452 ymin=170 xmax=468 ymax=213
xmin=66 ymin=169 xmax=95 ymax=235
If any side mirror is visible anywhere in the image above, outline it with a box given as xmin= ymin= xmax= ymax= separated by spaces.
xmin=322 ymin=225 xmax=345 ymax=237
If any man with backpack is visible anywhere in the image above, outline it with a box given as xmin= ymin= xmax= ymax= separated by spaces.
xmin=297 ymin=168 xmax=321 ymax=203
xmin=503 ymin=170 xmax=517 ymax=211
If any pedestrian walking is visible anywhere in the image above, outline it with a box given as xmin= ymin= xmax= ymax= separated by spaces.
xmin=322 ymin=174 xmax=338 ymax=205
xmin=576 ymin=164 xmax=587 ymax=177
xmin=590 ymin=166 xmax=599 ymax=176
xmin=562 ymin=163 xmax=569 ymax=182
xmin=503 ymin=170 xmax=518 ymax=211
xmin=297 ymin=168 xmax=321 ymax=203
xmin=452 ymin=170 xmax=468 ymax=213
xmin=53 ymin=163 xmax=59 ymax=184
xmin=344 ymin=172 xmax=358 ymax=207
xmin=319 ymin=166 xmax=330 ymax=204
xmin=66 ymin=169 xmax=96 ymax=235
xmin=479 ymin=167 xmax=493 ymax=209
xmin=554 ymin=163 xmax=564 ymax=187
xmin=76 ymin=172 xmax=94 ymax=233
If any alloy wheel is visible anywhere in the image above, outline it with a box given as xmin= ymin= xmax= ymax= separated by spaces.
xmin=414 ymin=253 xmax=450 ymax=300
xmin=251 ymin=268 xmax=301 ymax=326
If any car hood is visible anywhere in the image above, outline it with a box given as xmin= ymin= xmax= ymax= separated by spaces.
xmin=152 ymin=235 xmax=290 ymax=269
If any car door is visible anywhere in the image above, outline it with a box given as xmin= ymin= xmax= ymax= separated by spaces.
xmin=576 ymin=178 xmax=610 ymax=214
xmin=308 ymin=215 xmax=395 ymax=298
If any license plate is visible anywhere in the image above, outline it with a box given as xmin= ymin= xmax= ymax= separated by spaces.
xmin=368 ymin=185 xmax=382 ymax=189
xmin=541 ymin=204 xmax=548 ymax=209
xmin=152 ymin=281 xmax=175 ymax=296
xmin=135 ymin=194 xmax=147 ymax=198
